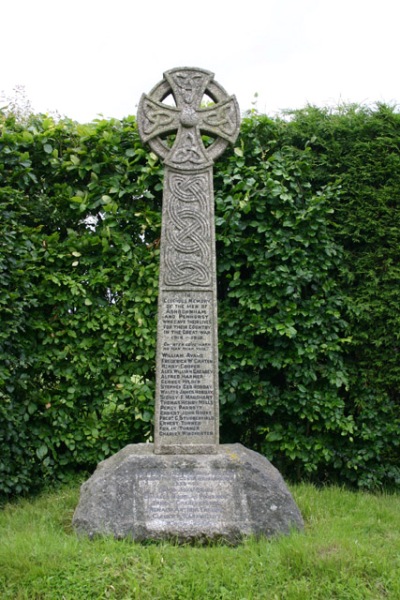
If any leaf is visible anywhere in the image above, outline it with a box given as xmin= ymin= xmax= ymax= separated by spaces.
xmin=36 ymin=445 xmax=48 ymax=460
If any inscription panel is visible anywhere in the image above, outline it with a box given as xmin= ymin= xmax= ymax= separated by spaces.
xmin=133 ymin=469 xmax=238 ymax=529
xmin=154 ymin=290 xmax=218 ymax=451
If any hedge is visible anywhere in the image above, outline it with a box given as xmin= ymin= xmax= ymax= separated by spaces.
xmin=0 ymin=105 xmax=399 ymax=497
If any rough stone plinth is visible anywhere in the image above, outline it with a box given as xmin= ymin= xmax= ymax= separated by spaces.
xmin=72 ymin=443 xmax=303 ymax=542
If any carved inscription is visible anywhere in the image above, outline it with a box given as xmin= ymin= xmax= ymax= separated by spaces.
xmin=133 ymin=470 xmax=237 ymax=528
xmin=156 ymin=292 xmax=217 ymax=443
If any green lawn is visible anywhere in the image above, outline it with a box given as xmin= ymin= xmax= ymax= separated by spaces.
xmin=0 ymin=481 xmax=399 ymax=599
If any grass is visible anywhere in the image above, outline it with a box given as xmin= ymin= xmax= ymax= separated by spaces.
xmin=0 ymin=481 xmax=399 ymax=599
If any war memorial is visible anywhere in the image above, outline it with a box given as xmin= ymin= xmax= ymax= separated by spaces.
xmin=73 ymin=68 xmax=303 ymax=542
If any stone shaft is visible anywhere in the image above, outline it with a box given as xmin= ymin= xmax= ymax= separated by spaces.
xmin=155 ymin=166 xmax=218 ymax=453
xmin=137 ymin=67 xmax=240 ymax=454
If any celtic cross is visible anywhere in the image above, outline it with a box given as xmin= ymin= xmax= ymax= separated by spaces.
xmin=138 ymin=67 xmax=240 ymax=454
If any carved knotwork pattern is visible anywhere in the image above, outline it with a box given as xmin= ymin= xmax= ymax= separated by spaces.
xmin=141 ymin=100 xmax=177 ymax=137
xmin=137 ymin=68 xmax=240 ymax=288
xmin=164 ymin=172 xmax=211 ymax=287
xmin=137 ymin=67 xmax=240 ymax=170
xmin=170 ymin=131 xmax=206 ymax=167
xmin=201 ymin=104 xmax=238 ymax=137
xmin=170 ymin=71 xmax=206 ymax=105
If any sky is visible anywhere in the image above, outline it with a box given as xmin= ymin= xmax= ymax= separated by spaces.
xmin=1 ymin=0 xmax=399 ymax=123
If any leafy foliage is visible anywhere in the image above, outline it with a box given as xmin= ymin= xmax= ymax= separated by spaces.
xmin=1 ymin=105 xmax=399 ymax=497
xmin=215 ymin=115 xmax=352 ymax=482
xmin=0 ymin=113 xmax=161 ymax=495
xmin=281 ymin=105 xmax=400 ymax=488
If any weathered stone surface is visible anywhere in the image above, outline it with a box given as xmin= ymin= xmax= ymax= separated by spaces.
xmin=73 ymin=67 xmax=304 ymax=542
xmin=137 ymin=67 xmax=240 ymax=454
xmin=72 ymin=443 xmax=303 ymax=542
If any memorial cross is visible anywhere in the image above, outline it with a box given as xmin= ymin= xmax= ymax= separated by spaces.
xmin=138 ymin=67 xmax=240 ymax=454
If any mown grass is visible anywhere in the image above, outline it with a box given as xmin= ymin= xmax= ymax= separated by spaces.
xmin=0 ymin=481 xmax=399 ymax=599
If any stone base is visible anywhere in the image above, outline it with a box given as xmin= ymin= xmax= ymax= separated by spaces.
xmin=72 ymin=443 xmax=303 ymax=543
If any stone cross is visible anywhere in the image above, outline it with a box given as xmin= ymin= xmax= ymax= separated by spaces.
xmin=72 ymin=70 xmax=304 ymax=541
xmin=137 ymin=67 xmax=240 ymax=454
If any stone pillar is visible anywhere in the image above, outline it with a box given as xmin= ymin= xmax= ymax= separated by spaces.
xmin=137 ymin=67 xmax=240 ymax=454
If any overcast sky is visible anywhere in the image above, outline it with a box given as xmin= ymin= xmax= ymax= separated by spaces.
xmin=1 ymin=0 xmax=399 ymax=122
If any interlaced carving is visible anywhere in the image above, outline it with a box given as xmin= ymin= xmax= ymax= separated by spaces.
xmin=202 ymin=104 xmax=238 ymax=137
xmin=170 ymin=72 xmax=205 ymax=105
xmin=137 ymin=67 xmax=240 ymax=170
xmin=170 ymin=132 xmax=204 ymax=166
xmin=164 ymin=173 xmax=210 ymax=287
xmin=138 ymin=67 xmax=240 ymax=291
xmin=141 ymin=99 xmax=177 ymax=136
